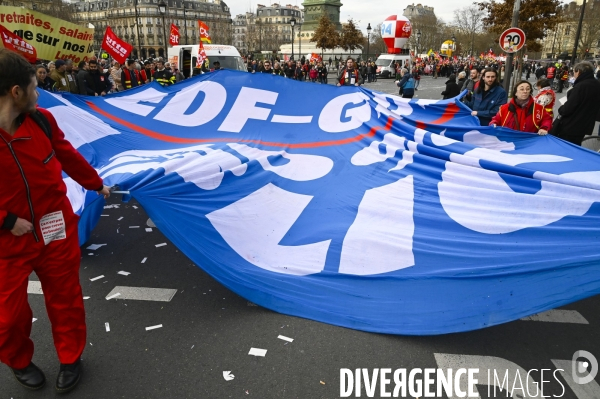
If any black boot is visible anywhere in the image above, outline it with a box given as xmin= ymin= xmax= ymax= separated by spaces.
xmin=55 ymin=358 xmax=81 ymax=393
xmin=11 ymin=362 xmax=46 ymax=390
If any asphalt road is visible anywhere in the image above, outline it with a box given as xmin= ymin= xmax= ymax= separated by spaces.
xmin=2 ymin=77 xmax=599 ymax=399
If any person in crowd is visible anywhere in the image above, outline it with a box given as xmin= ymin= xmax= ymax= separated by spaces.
xmin=550 ymin=61 xmax=600 ymax=145
xmin=456 ymin=71 xmax=467 ymax=92
xmin=260 ymin=60 xmax=273 ymax=74
xmin=212 ymin=61 xmax=221 ymax=71
xmin=308 ymin=64 xmax=318 ymax=82
xmin=64 ymin=60 xmax=78 ymax=92
xmin=464 ymin=68 xmax=508 ymax=126
xmin=396 ymin=68 xmax=415 ymax=99
xmin=121 ymin=59 xmax=142 ymax=90
xmin=76 ymin=61 xmax=92 ymax=95
xmin=272 ymin=62 xmax=285 ymax=76
xmin=153 ymin=60 xmax=175 ymax=86
xmin=294 ymin=62 xmax=303 ymax=81
xmin=545 ymin=62 xmax=557 ymax=85
xmin=441 ymin=74 xmax=460 ymax=99
xmin=47 ymin=61 xmax=55 ymax=75
xmin=35 ymin=65 xmax=54 ymax=91
xmin=110 ymin=62 xmax=123 ymax=92
xmin=533 ymin=78 xmax=556 ymax=118
xmin=284 ymin=61 xmax=296 ymax=79
xmin=50 ymin=60 xmax=78 ymax=93
xmin=85 ymin=59 xmax=112 ymax=96
xmin=557 ymin=65 xmax=569 ymax=93
xmin=337 ymin=58 xmax=363 ymax=87
xmin=412 ymin=67 xmax=421 ymax=91
xmin=317 ymin=62 xmax=327 ymax=84
xmin=140 ymin=61 xmax=153 ymax=84
xmin=173 ymin=68 xmax=185 ymax=82
xmin=0 ymin=48 xmax=111 ymax=394
xmin=490 ymin=80 xmax=552 ymax=135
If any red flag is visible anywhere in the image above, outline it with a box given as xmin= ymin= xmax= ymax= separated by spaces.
xmin=198 ymin=20 xmax=211 ymax=44
xmin=309 ymin=53 xmax=322 ymax=63
xmin=195 ymin=40 xmax=208 ymax=68
xmin=0 ymin=24 xmax=37 ymax=63
xmin=169 ymin=23 xmax=180 ymax=46
xmin=101 ymin=26 xmax=132 ymax=64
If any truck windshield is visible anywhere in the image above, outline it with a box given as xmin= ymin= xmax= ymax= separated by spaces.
xmin=209 ymin=56 xmax=246 ymax=71
xmin=375 ymin=59 xmax=391 ymax=67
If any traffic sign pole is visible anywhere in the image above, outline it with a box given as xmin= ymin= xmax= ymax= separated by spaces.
xmin=503 ymin=0 xmax=521 ymax=96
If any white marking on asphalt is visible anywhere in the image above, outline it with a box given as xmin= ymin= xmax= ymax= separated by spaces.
xmin=86 ymin=244 xmax=107 ymax=250
xmin=155 ymin=243 xmax=167 ymax=247
xmin=146 ymin=218 xmax=156 ymax=227
xmin=223 ymin=371 xmax=235 ymax=381
xmin=88 ymin=253 xmax=94 ymax=255
xmin=90 ymin=275 xmax=105 ymax=282
xmin=83 ymin=296 xmax=90 ymax=300
xmin=118 ymin=271 xmax=130 ymax=276
xmin=101 ymin=214 xmax=109 ymax=216
xmin=106 ymin=286 xmax=177 ymax=302
xmin=27 ymin=281 xmax=43 ymax=294
xmin=106 ymin=292 xmax=121 ymax=300
xmin=141 ymin=257 xmax=147 ymax=263
xmin=117 ymin=217 xmax=123 ymax=221
xmin=520 ymin=309 xmax=589 ymax=324
xmin=146 ymin=324 xmax=163 ymax=331
xmin=32 ymin=318 xmax=37 ymax=322
xmin=552 ymin=359 xmax=600 ymax=397
xmin=248 ymin=348 xmax=267 ymax=357
xmin=145 ymin=228 xmax=152 ymax=232
xmin=278 ymin=335 xmax=294 ymax=343
xmin=129 ymin=226 xmax=139 ymax=228
xmin=105 ymin=322 xmax=110 ymax=332
xmin=133 ymin=205 xmax=138 ymax=209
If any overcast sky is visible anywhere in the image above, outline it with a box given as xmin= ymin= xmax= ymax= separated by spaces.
xmin=224 ymin=0 xmax=468 ymax=32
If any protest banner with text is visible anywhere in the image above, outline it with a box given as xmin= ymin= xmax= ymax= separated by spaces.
xmin=0 ymin=6 xmax=94 ymax=62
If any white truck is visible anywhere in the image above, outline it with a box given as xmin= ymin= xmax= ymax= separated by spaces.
xmin=375 ymin=54 xmax=411 ymax=79
xmin=168 ymin=44 xmax=246 ymax=78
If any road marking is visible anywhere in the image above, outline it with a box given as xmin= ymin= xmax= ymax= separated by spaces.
xmin=520 ymin=309 xmax=588 ymax=324
xmin=27 ymin=280 xmax=43 ymax=294
xmin=106 ymin=292 xmax=121 ymax=300
xmin=146 ymin=324 xmax=163 ymax=331
xmin=105 ymin=286 xmax=177 ymax=302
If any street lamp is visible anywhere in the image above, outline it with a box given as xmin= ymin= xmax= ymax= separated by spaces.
xmin=158 ymin=0 xmax=167 ymax=59
xmin=298 ymin=23 xmax=302 ymax=61
xmin=366 ymin=23 xmax=372 ymax=60
xmin=290 ymin=17 xmax=296 ymax=60
xmin=416 ymin=29 xmax=421 ymax=58
xmin=183 ymin=1 xmax=188 ymax=45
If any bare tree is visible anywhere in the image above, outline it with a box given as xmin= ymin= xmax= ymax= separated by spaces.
xmin=452 ymin=5 xmax=485 ymax=56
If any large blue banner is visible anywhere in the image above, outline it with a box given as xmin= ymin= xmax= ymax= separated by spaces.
xmin=38 ymin=70 xmax=600 ymax=335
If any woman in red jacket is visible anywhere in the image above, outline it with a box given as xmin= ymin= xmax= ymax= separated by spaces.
xmin=490 ymin=80 xmax=552 ymax=135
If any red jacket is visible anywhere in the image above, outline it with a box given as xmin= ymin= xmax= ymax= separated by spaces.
xmin=489 ymin=97 xmax=552 ymax=133
xmin=0 ymin=108 xmax=103 ymax=253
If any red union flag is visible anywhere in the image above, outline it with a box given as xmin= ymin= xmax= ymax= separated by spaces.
xmin=195 ymin=40 xmax=208 ymax=68
xmin=198 ymin=20 xmax=211 ymax=44
xmin=169 ymin=23 xmax=180 ymax=46
xmin=101 ymin=26 xmax=132 ymax=64
xmin=0 ymin=24 xmax=37 ymax=63
xmin=309 ymin=53 xmax=322 ymax=63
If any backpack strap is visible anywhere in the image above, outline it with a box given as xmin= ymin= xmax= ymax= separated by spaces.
xmin=29 ymin=110 xmax=52 ymax=140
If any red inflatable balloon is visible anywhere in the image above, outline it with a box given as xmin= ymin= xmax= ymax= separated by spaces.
xmin=381 ymin=15 xmax=412 ymax=54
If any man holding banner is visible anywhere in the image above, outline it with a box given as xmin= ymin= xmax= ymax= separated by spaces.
xmin=0 ymin=49 xmax=110 ymax=393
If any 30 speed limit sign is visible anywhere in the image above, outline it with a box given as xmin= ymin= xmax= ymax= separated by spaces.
xmin=499 ymin=28 xmax=526 ymax=53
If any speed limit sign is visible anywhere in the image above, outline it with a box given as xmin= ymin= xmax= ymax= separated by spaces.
xmin=499 ymin=28 xmax=526 ymax=53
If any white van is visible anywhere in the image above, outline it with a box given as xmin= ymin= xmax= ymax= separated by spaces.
xmin=168 ymin=44 xmax=246 ymax=78
xmin=375 ymin=54 xmax=411 ymax=79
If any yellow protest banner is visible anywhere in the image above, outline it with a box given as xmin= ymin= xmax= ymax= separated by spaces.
xmin=0 ymin=6 xmax=94 ymax=62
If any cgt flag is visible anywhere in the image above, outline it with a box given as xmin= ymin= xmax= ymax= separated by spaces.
xmin=0 ymin=24 xmax=37 ymax=62
xmin=169 ymin=23 xmax=180 ymax=46
xmin=101 ymin=26 xmax=132 ymax=64
xmin=198 ymin=20 xmax=211 ymax=43
xmin=195 ymin=40 xmax=208 ymax=68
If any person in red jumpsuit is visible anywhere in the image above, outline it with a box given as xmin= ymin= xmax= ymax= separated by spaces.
xmin=490 ymin=80 xmax=552 ymax=135
xmin=0 ymin=49 xmax=110 ymax=392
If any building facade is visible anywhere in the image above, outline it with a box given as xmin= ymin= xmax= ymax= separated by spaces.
xmin=402 ymin=3 xmax=435 ymax=19
xmin=541 ymin=0 xmax=600 ymax=59
xmin=233 ymin=12 xmax=255 ymax=56
xmin=73 ymin=0 xmax=232 ymax=59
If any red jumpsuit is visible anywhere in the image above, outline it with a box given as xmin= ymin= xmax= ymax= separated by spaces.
xmin=0 ymin=108 xmax=103 ymax=369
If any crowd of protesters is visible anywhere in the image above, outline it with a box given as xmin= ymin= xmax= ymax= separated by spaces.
xmin=35 ymin=56 xmax=186 ymax=94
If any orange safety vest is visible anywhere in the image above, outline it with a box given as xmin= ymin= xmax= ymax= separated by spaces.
xmin=122 ymin=68 xmax=141 ymax=89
